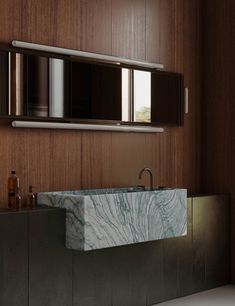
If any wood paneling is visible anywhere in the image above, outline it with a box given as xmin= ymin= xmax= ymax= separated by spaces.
xmin=202 ymin=0 xmax=232 ymax=194
xmin=146 ymin=0 xmax=176 ymax=69
xmin=111 ymin=0 xmax=146 ymax=59
xmin=177 ymin=198 xmax=193 ymax=296
xmin=0 ymin=212 xmax=28 ymax=306
xmin=81 ymin=131 xmax=112 ymax=189
xmin=192 ymin=195 xmax=230 ymax=289
xmin=202 ymin=0 xmax=234 ymax=280
xmin=29 ymin=209 xmax=72 ymax=306
xmin=22 ymin=0 xmax=57 ymax=45
xmin=0 ymin=126 xmax=82 ymax=206
xmin=0 ymin=0 xmax=202 ymax=244
xmin=52 ymin=0 xmax=81 ymax=49
xmin=80 ymin=0 xmax=112 ymax=54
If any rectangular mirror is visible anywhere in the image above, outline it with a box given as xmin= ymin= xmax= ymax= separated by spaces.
xmin=0 ymin=47 xmax=184 ymax=126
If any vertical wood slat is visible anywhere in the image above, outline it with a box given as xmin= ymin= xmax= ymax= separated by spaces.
xmin=230 ymin=1 xmax=235 ymax=280
xmin=204 ymin=195 xmax=230 ymax=288
xmin=192 ymin=196 xmax=207 ymax=291
xmin=192 ymin=195 xmax=230 ymax=292
xmin=111 ymin=0 xmax=146 ymax=60
xmin=177 ymin=198 xmax=194 ymax=297
xmin=81 ymin=132 xmax=112 ymax=189
xmin=202 ymin=0 xmax=235 ymax=280
xmin=73 ymin=248 xmax=113 ymax=306
xmin=80 ymin=0 xmax=112 ymax=54
xmin=110 ymin=244 xmax=150 ymax=306
xmin=0 ymin=212 xmax=28 ymax=306
xmin=28 ymin=209 xmax=73 ymax=306
xmin=146 ymin=0 xmax=176 ymax=70
xmin=182 ymin=0 xmax=202 ymax=193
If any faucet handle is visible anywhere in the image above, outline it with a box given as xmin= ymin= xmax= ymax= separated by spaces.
xmin=137 ymin=185 xmax=146 ymax=190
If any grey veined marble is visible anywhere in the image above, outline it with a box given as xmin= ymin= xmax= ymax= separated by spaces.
xmin=37 ymin=188 xmax=187 ymax=251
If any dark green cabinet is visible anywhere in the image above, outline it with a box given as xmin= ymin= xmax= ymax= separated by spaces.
xmin=0 ymin=213 xmax=28 ymax=306
xmin=0 ymin=195 xmax=230 ymax=306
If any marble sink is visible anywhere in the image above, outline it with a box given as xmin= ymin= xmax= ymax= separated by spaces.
xmin=37 ymin=187 xmax=187 ymax=251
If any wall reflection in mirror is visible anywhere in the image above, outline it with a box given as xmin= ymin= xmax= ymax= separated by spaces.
xmin=0 ymin=50 xmax=183 ymax=125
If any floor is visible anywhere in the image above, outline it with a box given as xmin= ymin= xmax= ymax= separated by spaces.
xmin=154 ymin=286 xmax=235 ymax=306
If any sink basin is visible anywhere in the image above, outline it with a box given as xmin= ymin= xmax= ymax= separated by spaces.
xmin=37 ymin=187 xmax=187 ymax=251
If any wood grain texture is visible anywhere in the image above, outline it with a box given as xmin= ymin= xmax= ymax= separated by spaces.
xmin=0 ymin=195 xmax=230 ymax=306
xmin=0 ymin=0 xmax=202 ymax=240
xmin=80 ymin=0 xmax=112 ymax=54
xmin=21 ymin=0 xmax=57 ymax=45
xmin=192 ymin=195 xmax=230 ymax=290
xmin=202 ymin=0 xmax=234 ymax=280
xmin=50 ymin=0 xmax=82 ymax=49
xmin=177 ymin=198 xmax=194 ymax=296
xmin=0 ymin=213 xmax=28 ymax=306
xmin=146 ymin=0 xmax=176 ymax=69
xmin=81 ymin=131 xmax=112 ymax=189
xmin=111 ymin=0 xmax=146 ymax=59
xmin=73 ymin=249 xmax=113 ymax=306
xmin=29 ymin=209 xmax=73 ymax=306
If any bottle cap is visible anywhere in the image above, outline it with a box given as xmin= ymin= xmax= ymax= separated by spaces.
xmin=11 ymin=170 xmax=16 ymax=174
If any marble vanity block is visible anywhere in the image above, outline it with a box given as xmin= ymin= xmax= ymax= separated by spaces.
xmin=37 ymin=188 xmax=187 ymax=251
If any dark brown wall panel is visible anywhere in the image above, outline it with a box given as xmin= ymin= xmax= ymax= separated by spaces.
xmin=181 ymin=0 xmax=202 ymax=193
xmin=50 ymin=0 xmax=82 ymax=49
xmin=192 ymin=195 xmax=230 ymax=289
xmin=202 ymin=0 xmax=234 ymax=280
xmin=111 ymin=0 xmax=146 ymax=59
xmin=80 ymin=0 xmax=112 ymax=54
xmin=0 ymin=0 xmax=201 ymax=228
xmin=146 ymin=0 xmax=176 ymax=69
xmin=177 ymin=198 xmax=193 ymax=296
xmin=81 ymin=131 xmax=112 ymax=189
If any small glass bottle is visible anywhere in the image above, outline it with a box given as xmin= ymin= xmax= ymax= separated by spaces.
xmin=15 ymin=186 xmax=22 ymax=210
xmin=8 ymin=170 xmax=19 ymax=209
xmin=27 ymin=185 xmax=36 ymax=209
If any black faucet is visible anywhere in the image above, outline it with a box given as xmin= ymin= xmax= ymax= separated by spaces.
xmin=138 ymin=167 xmax=153 ymax=190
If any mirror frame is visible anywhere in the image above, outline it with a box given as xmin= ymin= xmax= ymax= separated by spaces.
xmin=0 ymin=43 xmax=184 ymax=128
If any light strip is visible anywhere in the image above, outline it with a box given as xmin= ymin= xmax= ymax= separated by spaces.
xmin=184 ymin=87 xmax=189 ymax=114
xmin=8 ymin=52 xmax=11 ymax=115
xmin=12 ymin=40 xmax=164 ymax=70
xmin=11 ymin=121 xmax=164 ymax=133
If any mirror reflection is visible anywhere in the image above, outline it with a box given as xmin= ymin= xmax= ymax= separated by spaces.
xmin=0 ymin=50 xmax=183 ymax=125
xmin=133 ymin=70 xmax=151 ymax=122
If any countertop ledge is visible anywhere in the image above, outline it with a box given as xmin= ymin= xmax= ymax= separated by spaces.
xmin=0 ymin=193 xmax=229 ymax=214
xmin=0 ymin=206 xmax=65 ymax=215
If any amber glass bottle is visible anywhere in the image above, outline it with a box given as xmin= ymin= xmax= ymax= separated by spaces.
xmin=8 ymin=170 xmax=19 ymax=209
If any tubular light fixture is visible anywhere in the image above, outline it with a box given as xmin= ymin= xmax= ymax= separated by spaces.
xmin=12 ymin=40 xmax=164 ymax=69
xmin=11 ymin=121 xmax=164 ymax=133
xmin=184 ymin=87 xmax=189 ymax=114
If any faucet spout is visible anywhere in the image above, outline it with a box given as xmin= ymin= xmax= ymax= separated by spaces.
xmin=138 ymin=167 xmax=153 ymax=190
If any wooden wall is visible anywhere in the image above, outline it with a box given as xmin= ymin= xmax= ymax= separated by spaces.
xmin=202 ymin=0 xmax=235 ymax=280
xmin=0 ymin=0 xmax=201 ymax=211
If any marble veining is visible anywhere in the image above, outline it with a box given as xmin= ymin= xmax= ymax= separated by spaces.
xmin=37 ymin=188 xmax=187 ymax=251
